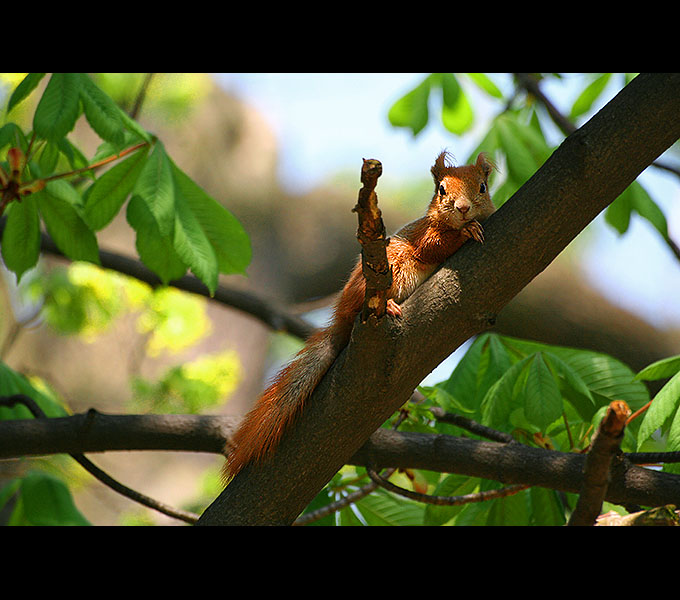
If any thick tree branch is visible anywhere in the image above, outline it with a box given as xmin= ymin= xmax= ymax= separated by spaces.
xmin=196 ymin=72 xmax=680 ymax=525
xmin=4 ymin=408 xmax=680 ymax=512
xmin=0 ymin=395 xmax=200 ymax=524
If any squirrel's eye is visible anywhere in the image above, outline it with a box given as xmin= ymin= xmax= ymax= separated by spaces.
xmin=479 ymin=182 xmax=486 ymax=194
xmin=438 ymin=184 xmax=446 ymax=196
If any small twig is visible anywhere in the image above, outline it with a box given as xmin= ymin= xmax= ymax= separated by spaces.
xmin=567 ymin=400 xmax=631 ymax=526
xmin=0 ymin=394 xmax=199 ymax=524
xmin=625 ymin=451 xmax=680 ymax=464
xmin=626 ymin=399 xmax=652 ymax=425
xmin=295 ymin=397 xmax=409 ymax=525
xmin=352 ymin=158 xmax=392 ymax=322
xmin=367 ymin=465 xmax=529 ymax=506
xmin=514 ymin=72 xmax=680 ymax=183
xmin=428 ymin=406 xmax=515 ymax=444
xmin=293 ymin=468 xmax=396 ymax=526
xmin=42 ymin=141 xmax=150 ymax=184
xmin=129 ymin=73 xmax=154 ymax=120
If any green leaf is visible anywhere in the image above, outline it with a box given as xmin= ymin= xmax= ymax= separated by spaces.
xmin=465 ymin=73 xmax=503 ymax=99
xmin=523 ymin=353 xmax=563 ymax=431
xmin=78 ymin=73 xmax=126 ymax=145
xmin=33 ymin=73 xmax=82 ymax=143
xmin=172 ymin=184 xmax=219 ymax=293
xmin=486 ymin=486 xmax=530 ymax=525
xmin=83 ymin=145 xmax=149 ymax=230
xmin=131 ymin=143 xmax=175 ymax=237
xmin=126 ymin=194 xmax=187 ymax=284
xmin=1 ymin=195 xmax=41 ymax=281
xmin=36 ymin=181 xmax=100 ymax=264
xmin=423 ymin=474 xmax=480 ymax=525
xmin=37 ymin=141 xmax=60 ymax=176
xmin=0 ymin=479 xmax=21 ymax=513
xmin=57 ymin=138 xmax=91 ymax=174
xmin=387 ymin=76 xmax=432 ymax=136
xmin=117 ymin=108 xmax=153 ymax=143
xmin=495 ymin=115 xmax=540 ymax=185
xmin=0 ymin=361 xmax=67 ymax=420
xmin=440 ymin=73 xmax=474 ymax=135
xmin=636 ymin=355 xmax=680 ymax=382
xmin=638 ymin=370 xmax=680 ymax=448
xmin=438 ymin=334 xmax=490 ymax=413
xmin=7 ymin=73 xmax=46 ymax=113
xmin=353 ymin=489 xmax=424 ymax=525
xmin=570 ymin=73 xmax=612 ymax=120
xmin=501 ymin=336 xmax=649 ymax=411
xmin=478 ymin=334 xmax=513 ymax=401
xmin=529 ymin=487 xmax=566 ymax=525
xmin=495 ymin=112 xmax=552 ymax=187
xmin=606 ymin=181 xmax=668 ymax=238
xmin=128 ymin=150 xmax=251 ymax=292
xmin=0 ymin=123 xmax=26 ymax=153
xmin=169 ymin=161 xmax=251 ymax=275
xmin=604 ymin=186 xmax=632 ymax=234
xmin=12 ymin=471 xmax=90 ymax=526
xmin=481 ymin=355 xmax=532 ymax=430
xmin=667 ymin=404 xmax=680 ymax=455
xmin=543 ymin=351 xmax=596 ymax=421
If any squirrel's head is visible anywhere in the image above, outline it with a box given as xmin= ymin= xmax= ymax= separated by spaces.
xmin=429 ymin=151 xmax=496 ymax=229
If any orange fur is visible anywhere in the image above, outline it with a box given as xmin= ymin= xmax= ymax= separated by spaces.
xmin=223 ymin=151 xmax=496 ymax=480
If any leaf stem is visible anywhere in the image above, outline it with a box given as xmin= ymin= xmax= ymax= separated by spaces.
xmin=42 ymin=140 xmax=151 ymax=184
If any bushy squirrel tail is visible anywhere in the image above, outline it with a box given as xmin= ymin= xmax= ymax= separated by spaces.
xmin=223 ymin=327 xmax=345 ymax=481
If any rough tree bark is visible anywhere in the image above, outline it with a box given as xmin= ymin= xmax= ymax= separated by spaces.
xmin=196 ymin=73 xmax=680 ymax=526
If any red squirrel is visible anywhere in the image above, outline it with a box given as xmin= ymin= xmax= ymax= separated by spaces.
xmin=224 ymin=151 xmax=496 ymax=479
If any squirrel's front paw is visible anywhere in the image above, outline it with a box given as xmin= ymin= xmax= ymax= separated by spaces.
xmin=461 ymin=220 xmax=484 ymax=243
xmin=386 ymin=299 xmax=403 ymax=318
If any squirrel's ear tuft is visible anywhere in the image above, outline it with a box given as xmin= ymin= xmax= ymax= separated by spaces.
xmin=475 ymin=152 xmax=496 ymax=178
xmin=431 ymin=150 xmax=455 ymax=183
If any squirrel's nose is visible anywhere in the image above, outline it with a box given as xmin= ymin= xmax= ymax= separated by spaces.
xmin=457 ymin=203 xmax=470 ymax=214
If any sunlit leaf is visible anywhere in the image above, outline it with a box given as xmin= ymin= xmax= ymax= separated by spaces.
xmin=7 ymin=73 xmax=45 ymax=114
xmin=638 ymin=370 xmax=680 ymax=449
xmin=440 ymin=73 xmax=474 ymax=135
xmin=570 ymin=73 xmax=612 ymax=119
xmin=636 ymin=355 xmax=680 ymax=382
xmin=387 ymin=76 xmax=432 ymax=136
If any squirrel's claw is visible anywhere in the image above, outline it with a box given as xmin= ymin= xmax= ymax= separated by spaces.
xmin=386 ymin=298 xmax=403 ymax=318
xmin=461 ymin=220 xmax=485 ymax=243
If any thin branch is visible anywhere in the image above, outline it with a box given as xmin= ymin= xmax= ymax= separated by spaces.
xmin=42 ymin=141 xmax=150 ymax=184
xmin=3 ymin=406 xmax=680 ymax=510
xmin=293 ymin=468 xmax=396 ymax=526
xmin=129 ymin=73 xmax=154 ymax=120
xmin=366 ymin=465 xmax=529 ymax=506
xmin=0 ymin=395 xmax=199 ymax=524
xmin=514 ymin=72 xmax=680 ymax=180
xmin=567 ymin=400 xmax=631 ymax=526
xmin=428 ymin=406 xmax=515 ymax=444
xmin=0 ymin=216 xmax=317 ymax=341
